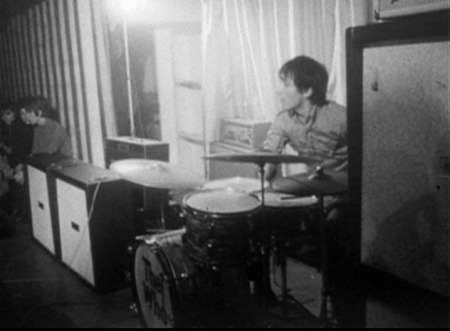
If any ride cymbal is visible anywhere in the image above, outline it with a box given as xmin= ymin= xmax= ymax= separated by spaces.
xmin=203 ymin=152 xmax=321 ymax=166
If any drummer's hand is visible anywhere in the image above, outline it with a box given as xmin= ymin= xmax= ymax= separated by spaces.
xmin=263 ymin=164 xmax=277 ymax=183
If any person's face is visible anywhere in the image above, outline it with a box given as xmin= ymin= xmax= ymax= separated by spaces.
xmin=1 ymin=109 xmax=15 ymax=126
xmin=278 ymin=75 xmax=310 ymax=112
xmin=21 ymin=109 xmax=39 ymax=125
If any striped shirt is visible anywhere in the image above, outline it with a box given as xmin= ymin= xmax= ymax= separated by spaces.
xmin=263 ymin=101 xmax=347 ymax=172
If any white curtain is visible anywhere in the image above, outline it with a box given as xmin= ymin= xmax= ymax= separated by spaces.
xmin=200 ymin=0 xmax=371 ymax=146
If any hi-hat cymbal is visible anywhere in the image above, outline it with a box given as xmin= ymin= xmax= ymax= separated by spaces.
xmin=273 ymin=169 xmax=348 ymax=197
xmin=110 ymin=159 xmax=206 ymax=190
xmin=203 ymin=152 xmax=321 ymax=166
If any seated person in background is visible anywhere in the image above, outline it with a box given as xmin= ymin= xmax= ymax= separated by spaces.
xmin=0 ymin=99 xmax=34 ymax=221
xmin=21 ymin=96 xmax=73 ymax=159
xmin=255 ymin=56 xmax=350 ymax=313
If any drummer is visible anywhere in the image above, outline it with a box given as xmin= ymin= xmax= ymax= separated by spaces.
xmin=260 ymin=56 xmax=350 ymax=300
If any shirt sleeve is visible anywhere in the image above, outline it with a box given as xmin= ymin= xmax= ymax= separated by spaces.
xmin=59 ymin=134 xmax=73 ymax=158
xmin=262 ymin=114 xmax=288 ymax=154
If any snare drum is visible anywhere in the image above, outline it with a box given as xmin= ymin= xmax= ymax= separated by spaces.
xmin=133 ymin=229 xmax=201 ymax=328
xmin=182 ymin=189 xmax=261 ymax=267
xmin=256 ymin=192 xmax=319 ymax=240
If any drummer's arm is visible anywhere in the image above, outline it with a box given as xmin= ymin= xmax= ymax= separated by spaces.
xmin=261 ymin=119 xmax=287 ymax=182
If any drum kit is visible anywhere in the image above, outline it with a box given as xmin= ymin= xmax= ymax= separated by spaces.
xmin=111 ymin=152 xmax=348 ymax=328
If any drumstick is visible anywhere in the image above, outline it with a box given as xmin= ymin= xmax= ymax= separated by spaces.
xmin=280 ymin=195 xmax=299 ymax=200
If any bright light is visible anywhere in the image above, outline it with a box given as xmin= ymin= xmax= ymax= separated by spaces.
xmin=105 ymin=0 xmax=149 ymax=23
xmin=118 ymin=0 xmax=147 ymax=16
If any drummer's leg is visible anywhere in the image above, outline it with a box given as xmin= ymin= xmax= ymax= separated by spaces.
xmin=247 ymin=223 xmax=277 ymax=307
xmin=323 ymin=198 xmax=362 ymax=327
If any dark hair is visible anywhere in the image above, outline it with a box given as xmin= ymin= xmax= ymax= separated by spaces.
xmin=279 ymin=55 xmax=329 ymax=106
xmin=24 ymin=96 xmax=59 ymax=121
xmin=0 ymin=101 xmax=16 ymax=115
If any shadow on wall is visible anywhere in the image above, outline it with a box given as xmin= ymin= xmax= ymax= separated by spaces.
xmin=366 ymin=132 xmax=449 ymax=298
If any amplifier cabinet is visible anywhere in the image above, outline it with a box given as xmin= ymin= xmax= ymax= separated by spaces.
xmin=220 ymin=119 xmax=271 ymax=150
xmin=26 ymin=153 xmax=72 ymax=259
xmin=51 ymin=161 xmax=134 ymax=292
xmin=105 ymin=136 xmax=169 ymax=166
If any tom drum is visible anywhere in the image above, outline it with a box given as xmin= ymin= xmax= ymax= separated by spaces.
xmin=182 ymin=189 xmax=261 ymax=267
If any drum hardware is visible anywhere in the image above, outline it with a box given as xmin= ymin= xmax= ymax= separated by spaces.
xmin=273 ymin=166 xmax=348 ymax=326
xmin=110 ymin=159 xmax=205 ymax=230
xmin=204 ymin=152 xmax=316 ymax=318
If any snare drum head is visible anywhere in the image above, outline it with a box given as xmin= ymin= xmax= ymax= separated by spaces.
xmin=184 ymin=189 xmax=261 ymax=214
xmin=202 ymin=177 xmax=268 ymax=193
xmin=258 ymin=192 xmax=318 ymax=208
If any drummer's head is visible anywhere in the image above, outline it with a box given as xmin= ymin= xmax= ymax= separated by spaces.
xmin=278 ymin=56 xmax=329 ymax=107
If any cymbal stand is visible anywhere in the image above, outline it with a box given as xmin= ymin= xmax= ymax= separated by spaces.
xmin=256 ymin=162 xmax=270 ymax=314
xmin=256 ymin=162 xmax=310 ymax=322
xmin=159 ymin=189 xmax=166 ymax=230
xmin=274 ymin=165 xmax=327 ymax=322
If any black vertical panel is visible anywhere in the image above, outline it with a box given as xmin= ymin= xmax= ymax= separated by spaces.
xmin=0 ymin=32 xmax=8 ymax=97
xmin=39 ymin=2 xmax=51 ymax=102
xmin=11 ymin=18 xmax=20 ymax=99
xmin=90 ymin=0 xmax=107 ymax=141
xmin=5 ymin=24 xmax=14 ymax=99
xmin=19 ymin=13 xmax=32 ymax=97
xmin=17 ymin=15 xmax=26 ymax=98
xmin=62 ymin=0 xmax=83 ymax=159
xmin=10 ymin=19 xmax=20 ymax=99
xmin=0 ymin=34 xmax=7 ymax=97
xmin=53 ymin=0 xmax=70 ymax=132
xmin=33 ymin=6 xmax=44 ymax=96
xmin=0 ymin=34 xmax=4 ymax=94
xmin=18 ymin=15 xmax=28 ymax=98
xmin=46 ymin=1 xmax=59 ymax=111
xmin=26 ymin=9 xmax=38 ymax=96
xmin=73 ymin=0 xmax=92 ymax=164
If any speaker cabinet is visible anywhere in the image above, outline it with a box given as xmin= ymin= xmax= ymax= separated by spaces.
xmin=51 ymin=161 xmax=134 ymax=292
xmin=26 ymin=153 xmax=71 ymax=258
xmin=347 ymin=15 xmax=449 ymax=297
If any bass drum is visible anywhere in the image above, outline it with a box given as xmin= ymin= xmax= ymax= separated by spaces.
xmin=134 ymin=229 xmax=201 ymax=328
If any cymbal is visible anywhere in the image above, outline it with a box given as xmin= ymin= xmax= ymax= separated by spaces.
xmin=272 ymin=169 xmax=348 ymax=197
xmin=203 ymin=152 xmax=321 ymax=166
xmin=110 ymin=159 xmax=206 ymax=190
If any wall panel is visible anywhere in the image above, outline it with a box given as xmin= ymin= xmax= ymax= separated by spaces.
xmin=0 ymin=0 xmax=117 ymax=168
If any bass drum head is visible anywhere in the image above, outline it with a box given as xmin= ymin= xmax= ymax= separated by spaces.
xmin=134 ymin=230 xmax=198 ymax=328
xmin=135 ymin=241 xmax=175 ymax=328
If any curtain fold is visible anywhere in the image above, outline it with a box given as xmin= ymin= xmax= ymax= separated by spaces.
xmin=201 ymin=0 xmax=370 ymax=145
